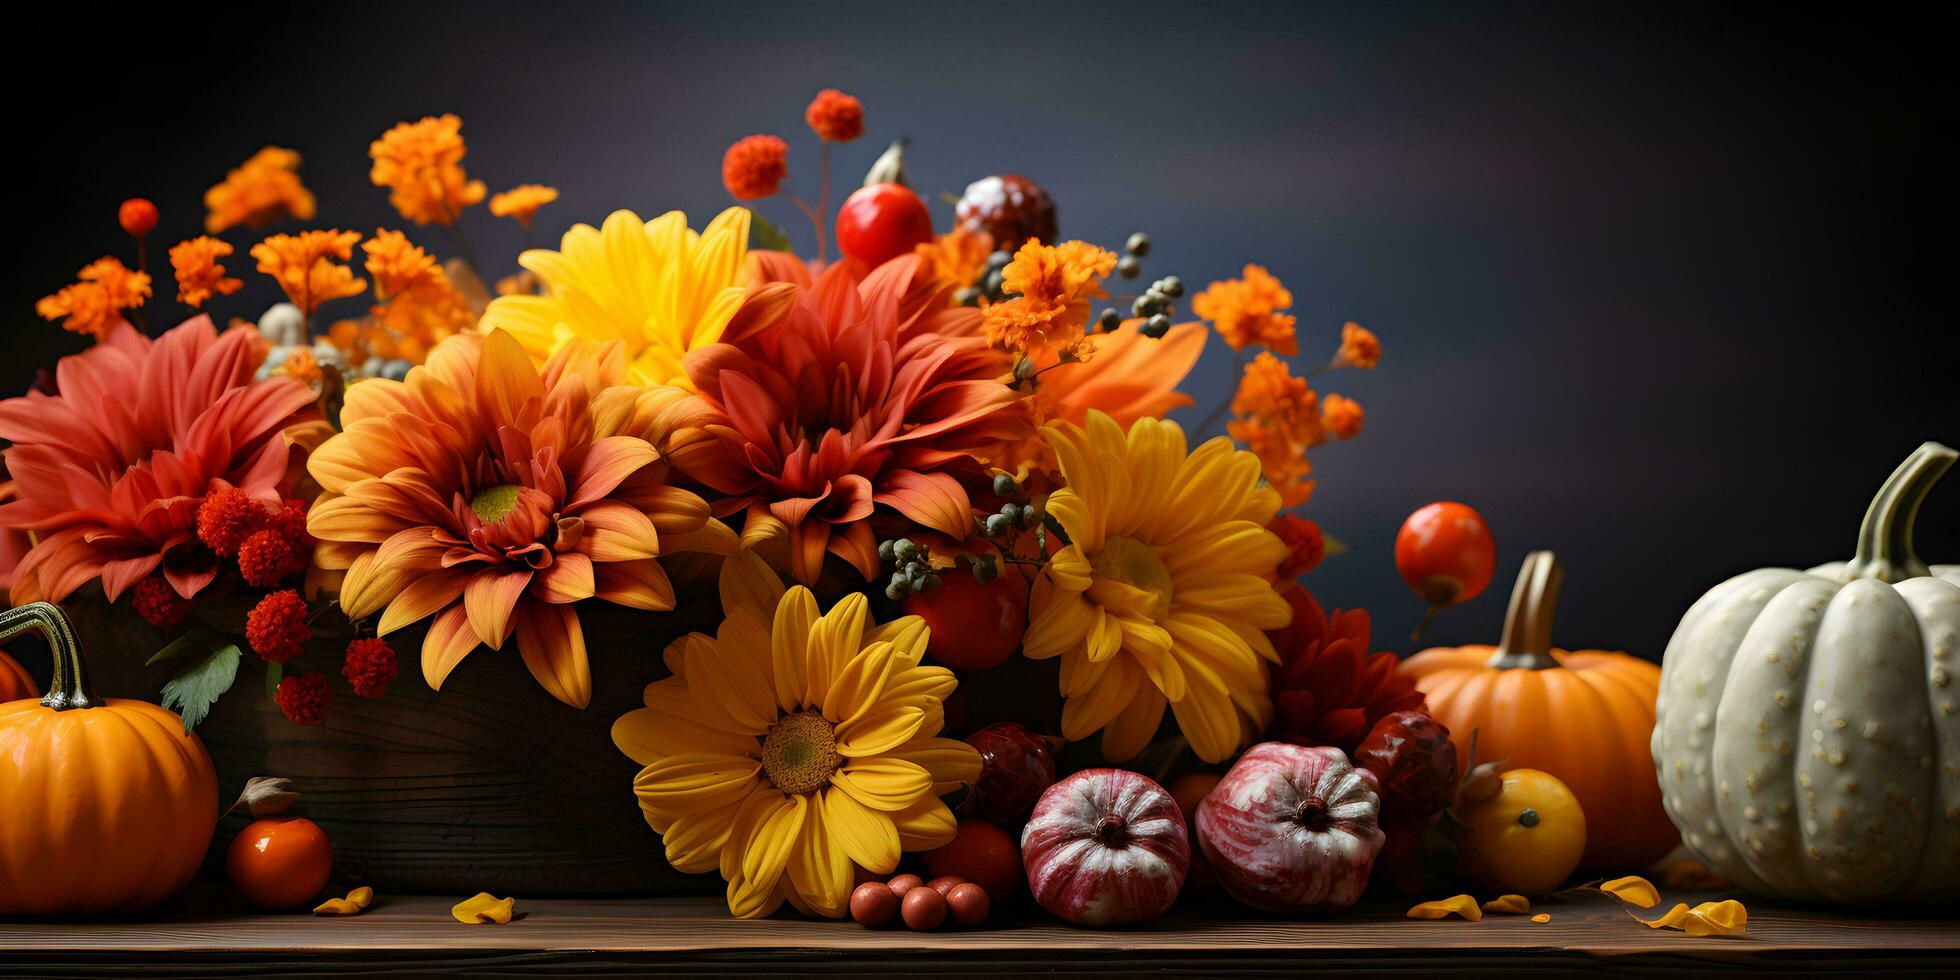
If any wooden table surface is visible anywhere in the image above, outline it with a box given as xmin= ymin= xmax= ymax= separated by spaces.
xmin=2 ymin=886 xmax=1955 ymax=976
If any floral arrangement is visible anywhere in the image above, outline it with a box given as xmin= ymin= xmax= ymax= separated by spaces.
xmin=1 ymin=89 xmax=1461 ymax=925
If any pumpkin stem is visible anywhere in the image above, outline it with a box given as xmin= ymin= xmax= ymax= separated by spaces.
xmin=0 ymin=601 xmax=100 ymax=711
xmin=1845 ymin=441 xmax=1956 ymax=584
xmin=1486 ymin=551 xmax=1563 ymax=670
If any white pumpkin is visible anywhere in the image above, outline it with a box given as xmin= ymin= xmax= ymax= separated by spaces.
xmin=1653 ymin=441 xmax=1960 ymax=904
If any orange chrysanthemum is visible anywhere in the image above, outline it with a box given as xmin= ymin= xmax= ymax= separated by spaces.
xmin=368 ymin=114 xmax=487 ymax=226
xmin=1194 ymin=264 xmax=1298 ymax=354
xmin=666 ymin=256 xmax=1021 ymax=585
xmin=204 ymin=146 xmax=317 ymax=234
xmin=35 ymin=257 xmax=151 ymax=341
xmin=1336 ymin=321 xmax=1380 ymax=369
xmin=252 ymin=230 xmax=367 ymax=318
xmin=0 ymin=318 xmax=328 ymax=604
xmin=721 ymin=134 xmax=788 ymax=200
xmin=804 ymin=88 xmax=864 ymax=142
xmin=1321 ymin=393 xmax=1364 ymax=440
xmin=279 ymin=347 xmax=323 ymax=386
xmin=305 ymin=329 xmax=735 ymax=708
xmin=351 ymin=230 xmax=482 ymax=363
xmin=1228 ymin=353 xmax=1323 ymax=508
xmin=489 ymin=184 xmax=559 ymax=230
xmin=361 ymin=229 xmax=443 ymax=301
xmin=981 ymin=239 xmax=1117 ymax=361
xmin=169 ymin=236 xmax=244 ymax=309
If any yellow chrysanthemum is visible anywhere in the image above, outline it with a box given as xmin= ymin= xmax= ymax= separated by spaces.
xmin=480 ymin=208 xmax=751 ymax=388
xmin=1025 ymin=411 xmax=1293 ymax=763
xmin=612 ymin=550 xmax=979 ymax=919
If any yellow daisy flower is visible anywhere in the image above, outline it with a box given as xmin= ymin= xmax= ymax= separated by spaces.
xmin=480 ymin=207 xmax=750 ymax=388
xmin=611 ymin=551 xmax=980 ymax=919
xmin=1026 ymin=411 xmax=1293 ymax=764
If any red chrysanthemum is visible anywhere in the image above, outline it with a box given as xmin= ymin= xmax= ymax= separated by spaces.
xmin=721 ymin=134 xmax=788 ymax=200
xmin=668 ymin=256 xmax=1022 ymax=584
xmin=246 ymin=588 xmax=310 ymax=663
xmin=132 ymin=576 xmax=192 ymax=628
xmin=237 ymin=529 xmax=301 ymax=588
xmin=341 ymin=637 xmax=399 ymax=699
xmin=1271 ymin=513 xmax=1326 ymax=579
xmin=275 ymin=672 xmax=331 ymax=725
xmin=1266 ymin=583 xmax=1425 ymax=754
xmin=0 ymin=317 xmax=324 ymax=605
xmin=804 ymin=89 xmax=864 ymax=143
xmin=197 ymin=485 xmax=271 ymax=557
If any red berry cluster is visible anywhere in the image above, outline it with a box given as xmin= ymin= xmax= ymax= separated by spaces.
xmin=132 ymin=577 xmax=193 ymax=629
xmin=274 ymin=672 xmax=331 ymax=726
xmin=341 ymin=637 xmax=399 ymax=699
xmin=195 ymin=487 xmax=310 ymax=587
xmin=246 ymin=589 xmax=310 ymax=664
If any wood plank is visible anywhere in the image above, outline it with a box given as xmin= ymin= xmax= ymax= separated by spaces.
xmin=3 ymin=888 xmax=1957 ymax=975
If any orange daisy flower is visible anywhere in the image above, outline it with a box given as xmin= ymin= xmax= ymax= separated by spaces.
xmin=1321 ymin=393 xmax=1364 ymax=440
xmin=251 ymin=230 xmax=367 ymax=319
xmin=981 ymin=239 xmax=1117 ymax=361
xmin=368 ymin=114 xmax=487 ymax=226
xmin=1194 ymin=264 xmax=1298 ymax=354
xmin=204 ymin=146 xmax=317 ymax=234
xmin=489 ymin=184 xmax=559 ymax=230
xmin=169 ymin=237 xmax=244 ymax=309
xmin=306 ymin=329 xmax=734 ymax=708
xmin=35 ymin=258 xmax=151 ymax=341
xmin=1336 ymin=321 xmax=1380 ymax=369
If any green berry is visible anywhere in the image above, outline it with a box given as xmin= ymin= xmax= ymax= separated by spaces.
xmin=1159 ymin=275 xmax=1184 ymax=297
xmin=1116 ymin=255 xmax=1140 ymax=279
xmin=1098 ymin=308 xmax=1122 ymax=331
xmin=992 ymin=473 xmax=1017 ymax=498
xmin=985 ymin=513 xmax=1013 ymax=537
xmin=877 ymin=539 xmax=896 ymax=563
xmin=1125 ymin=232 xmax=1151 ymax=256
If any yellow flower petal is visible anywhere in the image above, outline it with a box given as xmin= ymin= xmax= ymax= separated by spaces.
xmin=784 ymin=795 xmax=853 ymax=918
xmin=1530 ymin=913 xmax=1551 ymax=923
xmin=313 ymin=898 xmax=362 ymax=916
xmin=1482 ymin=894 xmax=1530 ymax=915
xmin=451 ymin=892 xmax=517 ymax=924
xmin=346 ymin=886 xmax=374 ymax=909
xmin=1407 ymin=895 xmax=1482 ymax=921
xmin=832 ymin=756 xmax=933 ymax=812
xmin=1643 ymin=900 xmax=1747 ymax=937
xmin=1600 ymin=875 xmax=1661 ymax=909
xmin=822 ymin=787 xmax=901 ymax=874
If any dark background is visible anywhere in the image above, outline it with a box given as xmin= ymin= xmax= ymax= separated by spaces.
xmin=8 ymin=1 xmax=1958 ymax=667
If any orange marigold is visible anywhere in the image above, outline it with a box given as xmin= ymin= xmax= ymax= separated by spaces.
xmin=804 ymin=88 xmax=864 ymax=142
xmin=361 ymin=229 xmax=443 ymax=301
xmin=721 ymin=134 xmax=788 ymax=200
xmin=279 ymin=347 xmax=323 ymax=386
xmin=205 ymin=146 xmax=317 ymax=234
xmin=251 ymin=230 xmax=367 ymax=318
xmin=169 ymin=236 xmax=244 ymax=308
xmin=1322 ymin=393 xmax=1364 ymax=440
xmin=1336 ymin=321 xmax=1380 ymax=369
xmin=981 ymin=239 xmax=1117 ymax=361
xmin=915 ymin=226 xmax=993 ymax=297
xmin=368 ymin=114 xmax=487 ymax=225
xmin=488 ymin=184 xmax=559 ymax=230
xmin=1194 ymin=264 xmax=1298 ymax=354
xmin=1228 ymin=353 xmax=1323 ymax=508
xmin=35 ymin=258 xmax=151 ymax=340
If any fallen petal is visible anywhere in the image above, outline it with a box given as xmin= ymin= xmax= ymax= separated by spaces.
xmin=452 ymin=892 xmax=518 ymax=924
xmin=1407 ymin=895 xmax=1482 ymax=922
xmin=1481 ymin=894 xmax=1530 ymax=915
xmin=1600 ymin=875 xmax=1661 ymax=908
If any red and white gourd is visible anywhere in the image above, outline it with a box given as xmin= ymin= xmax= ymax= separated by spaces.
xmin=1197 ymin=742 xmax=1385 ymax=913
xmin=1022 ymin=769 xmax=1189 ymax=926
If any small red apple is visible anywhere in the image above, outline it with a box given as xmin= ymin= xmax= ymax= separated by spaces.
xmin=1197 ymin=742 xmax=1385 ymax=913
xmin=1022 ymin=769 xmax=1187 ymax=926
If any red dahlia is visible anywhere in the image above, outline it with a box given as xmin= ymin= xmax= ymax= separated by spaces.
xmin=1266 ymin=583 xmax=1425 ymax=754
xmin=246 ymin=589 xmax=310 ymax=663
xmin=275 ymin=672 xmax=331 ymax=725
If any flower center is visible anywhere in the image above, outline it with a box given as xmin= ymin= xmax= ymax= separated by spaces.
xmin=470 ymin=483 xmax=523 ymax=524
xmin=1092 ymin=536 xmax=1174 ymax=619
xmin=760 ymin=710 xmax=842 ymax=796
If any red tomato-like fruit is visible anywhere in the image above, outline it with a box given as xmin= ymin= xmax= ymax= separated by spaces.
xmin=1022 ymin=769 xmax=1189 ymax=926
xmin=835 ymin=182 xmax=933 ymax=268
xmin=904 ymin=572 xmax=1028 ymax=671
xmin=227 ymin=816 xmax=333 ymax=910
xmin=1353 ymin=710 xmax=1458 ymax=827
xmin=1198 ymin=743 xmax=1385 ymax=913
xmin=924 ymin=819 xmax=1022 ymax=900
xmin=1394 ymin=502 xmax=1497 ymax=608
xmin=964 ymin=722 xmax=1056 ymax=823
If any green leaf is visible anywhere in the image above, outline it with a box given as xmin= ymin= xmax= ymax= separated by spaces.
xmin=264 ymin=660 xmax=284 ymax=699
xmin=159 ymin=641 xmax=242 ymax=733
xmin=146 ymin=628 xmax=226 ymax=666
xmin=749 ymin=212 xmax=793 ymax=253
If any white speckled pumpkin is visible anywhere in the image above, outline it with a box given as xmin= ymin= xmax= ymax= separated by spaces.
xmin=1653 ymin=441 xmax=1960 ymax=903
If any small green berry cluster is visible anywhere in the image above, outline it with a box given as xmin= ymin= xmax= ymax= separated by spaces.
xmin=1099 ymin=233 xmax=1183 ymax=339
xmin=877 ymin=537 xmax=941 ymax=600
xmin=982 ymin=473 xmax=1037 ymax=541
xmin=957 ymin=249 xmax=1018 ymax=307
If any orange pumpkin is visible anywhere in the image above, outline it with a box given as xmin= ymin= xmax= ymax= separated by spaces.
xmin=1399 ymin=551 xmax=1675 ymax=872
xmin=0 ymin=601 xmax=220 ymax=915
xmin=0 ymin=646 xmax=33 ymax=701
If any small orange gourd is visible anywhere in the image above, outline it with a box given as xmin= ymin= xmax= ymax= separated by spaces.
xmin=1399 ymin=551 xmax=1675 ymax=872
xmin=0 ymin=602 xmax=220 ymax=915
xmin=0 ymin=646 xmax=33 ymax=701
